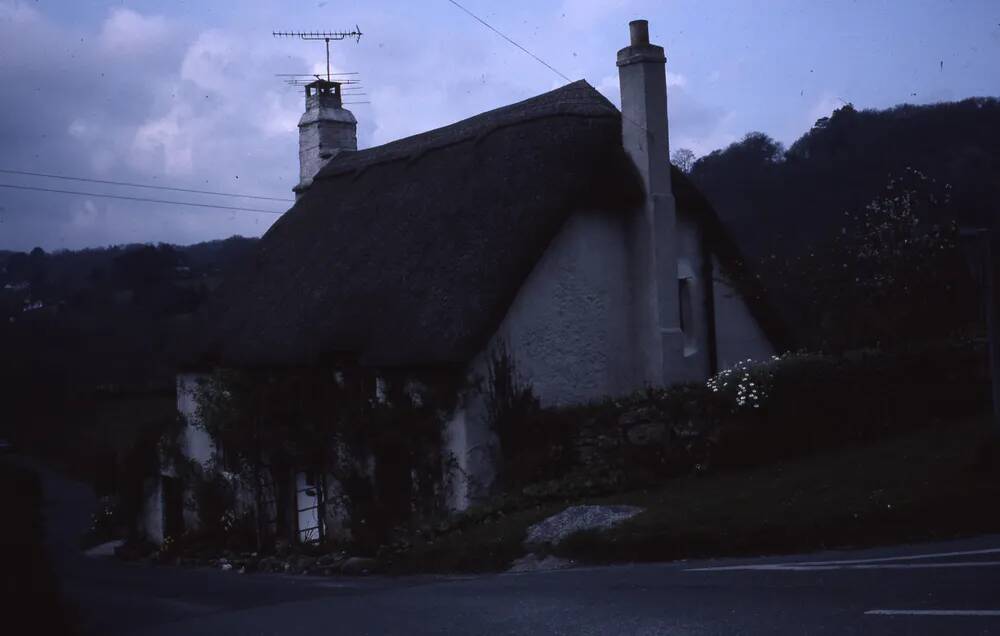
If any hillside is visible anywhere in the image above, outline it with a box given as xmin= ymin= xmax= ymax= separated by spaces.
xmin=0 ymin=236 xmax=256 ymax=456
xmin=687 ymin=97 xmax=998 ymax=350
xmin=690 ymin=97 xmax=1000 ymax=262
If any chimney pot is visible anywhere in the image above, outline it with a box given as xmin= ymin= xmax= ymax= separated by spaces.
xmin=629 ymin=20 xmax=649 ymax=46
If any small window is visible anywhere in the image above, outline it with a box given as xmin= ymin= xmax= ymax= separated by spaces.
xmin=679 ymin=278 xmax=697 ymax=355
xmin=374 ymin=377 xmax=388 ymax=404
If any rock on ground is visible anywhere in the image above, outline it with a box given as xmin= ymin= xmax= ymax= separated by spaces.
xmin=85 ymin=539 xmax=124 ymax=558
xmin=524 ymin=505 xmax=643 ymax=550
xmin=507 ymin=553 xmax=574 ymax=572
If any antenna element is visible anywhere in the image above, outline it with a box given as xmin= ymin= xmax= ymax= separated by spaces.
xmin=273 ymin=27 xmax=362 ymax=82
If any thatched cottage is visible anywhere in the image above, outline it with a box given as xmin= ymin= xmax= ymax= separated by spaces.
xmin=139 ymin=20 xmax=783 ymax=547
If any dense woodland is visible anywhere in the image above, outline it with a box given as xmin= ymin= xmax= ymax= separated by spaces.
xmin=687 ymin=96 xmax=999 ymax=350
xmin=0 ymin=237 xmax=257 ymax=469
xmin=1 ymin=96 xmax=997 ymax=471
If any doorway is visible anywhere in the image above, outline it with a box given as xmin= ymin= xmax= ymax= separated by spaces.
xmin=161 ymin=475 xmax=185 ymax=540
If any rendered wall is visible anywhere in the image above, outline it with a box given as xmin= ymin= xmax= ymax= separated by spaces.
xmin=174 ymin=373 xmax=215 ymax=468
xmin=711 ymin=254 xmax=776 ymax=368
xmin=444 ymin=209 xmax=633 ymax=510
xmin=487 ymin=209 xmax=633 ymax=406
xmin=139 ymin=373 xmax=216 ymax=543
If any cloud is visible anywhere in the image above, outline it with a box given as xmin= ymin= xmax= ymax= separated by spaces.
xmin=0 ymin=0 xmax=41 ymax=25
xmin=595 ymin=70 xmax=733 ymax=158
xmin=0 ymin=0 xmax=731 ymax=251
xmin=0 ymin=4 xmax=290 ymax=250
xmin=179 ymin=30 xmax=240 ymax=92
xmin=131 ymin=101 xmax=194 ymax=177
xmin=98 ymin=8 xmax=172 ymax=55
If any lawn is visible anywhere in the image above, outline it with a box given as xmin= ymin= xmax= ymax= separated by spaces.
xmin=383 ymin=416 xmax=1000 ymax=573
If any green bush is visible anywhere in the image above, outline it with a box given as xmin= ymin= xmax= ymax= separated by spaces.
xmin=712 ymin=339 xmax=990 ymax=469
xmin=496 ymin=338 xmax=991 ymax=499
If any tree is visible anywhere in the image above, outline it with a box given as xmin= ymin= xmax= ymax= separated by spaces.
xmin=671 ymin=148 xmax=696 ymax=173
xmin=757 ymin=168 xmax=974 ymax=351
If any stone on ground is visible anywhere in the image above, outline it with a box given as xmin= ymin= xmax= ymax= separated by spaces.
xmin=507 ymin=553 xmax=574 ymax=572
xmin=84 ymin=539 xmax=124 ymax=557
xmin=524 ymin=505 xmax=643 ymax=550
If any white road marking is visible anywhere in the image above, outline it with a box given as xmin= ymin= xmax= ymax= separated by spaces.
xmin=795 ymin=547 xmax=1000 ymax=566
xmin=689 ymin=561 xmax=1000 ymax=572
xmin=866 ymin=610 xmax=1000 ymax=617
xmin=687 ymin=547 xmax=1000 ymax=572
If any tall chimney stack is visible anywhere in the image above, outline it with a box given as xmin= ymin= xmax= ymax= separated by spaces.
xmin=617 ymin=19 xmax=682 ymax=386
xmin=294 ymin=79 xmax=358 ymax=198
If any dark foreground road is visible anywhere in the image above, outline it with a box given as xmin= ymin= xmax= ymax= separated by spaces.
xmin=25 ymin=458 xmax=1000 ymax=635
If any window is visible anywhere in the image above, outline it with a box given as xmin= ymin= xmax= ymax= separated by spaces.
xmin=679 ymin=277 xmax=696 ymax=356
xmin=375 ymin=376 xmax=388 ymax=404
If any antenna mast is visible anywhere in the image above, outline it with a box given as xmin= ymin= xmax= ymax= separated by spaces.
xmin=272 ymin=27 xmax=362 ymax=82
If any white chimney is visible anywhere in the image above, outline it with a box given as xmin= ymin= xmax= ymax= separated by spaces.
xmin=617 ymin=19 xmax=682 ymax=386
xmin=294 ymin=79 xmax=358 ymax=198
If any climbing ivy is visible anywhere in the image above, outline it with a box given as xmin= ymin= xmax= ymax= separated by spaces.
xmin=191 ymin=365 xmax=461 ymax=552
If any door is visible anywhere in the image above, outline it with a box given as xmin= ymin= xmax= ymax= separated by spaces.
xmin=162 ymin=475 xmax=185 ymax=540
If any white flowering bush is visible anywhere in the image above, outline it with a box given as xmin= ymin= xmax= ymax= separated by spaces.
xmin=706 ymin=356 xmax=779 ymax=412
xmin=706 ymin=352 xmax=829 ymax=414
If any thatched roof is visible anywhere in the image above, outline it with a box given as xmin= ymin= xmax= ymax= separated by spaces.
xmin=194 ymin=80 xmax=785 ymax=369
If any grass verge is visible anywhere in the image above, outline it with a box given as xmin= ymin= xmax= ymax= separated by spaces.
xmin=383 ymin=417 xmax=1000 ymax=573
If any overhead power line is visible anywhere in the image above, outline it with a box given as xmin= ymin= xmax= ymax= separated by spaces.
xmin=0 ymin=168 xmax=293 ymax=202
xmin=443 ymin=1 xmax=651 ymax=138
xmin=0 ymin=183 xmax=285 ymax=214
xmin=445 ymin=0 xmax=571 ymax=83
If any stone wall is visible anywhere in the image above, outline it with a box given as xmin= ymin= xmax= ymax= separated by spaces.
xmin=516 ymin=388 xmax=723 ymax=500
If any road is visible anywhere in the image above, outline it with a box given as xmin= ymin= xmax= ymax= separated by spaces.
xmin=25 ymin=458 xmax=1000 ymax=635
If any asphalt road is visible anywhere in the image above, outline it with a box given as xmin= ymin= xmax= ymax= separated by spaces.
xmin=25 ymin=458 xmax=1000 ymax=635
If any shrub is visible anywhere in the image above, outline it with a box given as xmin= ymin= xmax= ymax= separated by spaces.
xmin=712 ymin=339 xmax=990 ymax=469
xmin=493 ymin=338 xmax=991 ymax=500
xmin=81 ymin=495 xmax=120 ymax=548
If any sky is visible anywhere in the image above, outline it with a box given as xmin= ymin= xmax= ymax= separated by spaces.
xmin=0 ymin=0 xmax=997 ymax=251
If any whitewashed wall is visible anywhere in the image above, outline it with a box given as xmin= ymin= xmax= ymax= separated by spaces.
xmin=711 ymin=254 xmax=776 ymax=368
xmin=139 ymin=373 xmax=216 ymax=543
xmin=444 ymin=209 xmax=634 ymax=510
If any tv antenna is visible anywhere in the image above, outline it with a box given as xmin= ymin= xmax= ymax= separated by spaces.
xmin=273 ymin=27 xmax=362 ymax=82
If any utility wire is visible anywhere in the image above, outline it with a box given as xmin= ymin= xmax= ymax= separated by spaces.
xmin=443 ymin=1 xmax=651 ymax=138
xmin=0 ymin=168 xmax=293 ymax=202
xmin=0 ymin=183 xmax=285 ymax=214
xmin=445 ymin=0 xmax=572 ymax=83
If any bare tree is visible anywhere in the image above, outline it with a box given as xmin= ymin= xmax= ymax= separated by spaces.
xmin=671 ymin=147 xmax=696 ymax=173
